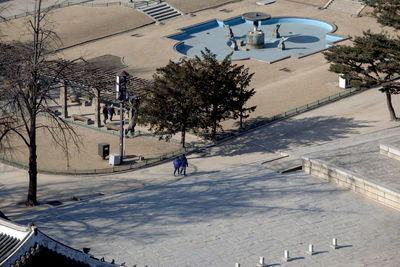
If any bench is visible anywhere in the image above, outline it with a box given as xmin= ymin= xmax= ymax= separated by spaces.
xmin=105 ymin=124 xmax=119 ymax=131
xmin=69 ymin=97 xmax=79 ymax=103
xmin=72 ymin=114 xmax=92 ymax=125
xmin=69 ymin=97 xmax=90 ymax=106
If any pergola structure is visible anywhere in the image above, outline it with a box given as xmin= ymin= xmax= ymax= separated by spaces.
xmin=58 ymin=70 xmax=152 ymax=128
xmin=0 ymin=42 xmax=152 ymax=129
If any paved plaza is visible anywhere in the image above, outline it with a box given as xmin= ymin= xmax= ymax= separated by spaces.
xmin=1 ymin=0 xmax=400 ymax=266
xmin=2 ymin=88 xmax=400 ymax=266
xmin=11 ymin=162 xmax=400 ymax=266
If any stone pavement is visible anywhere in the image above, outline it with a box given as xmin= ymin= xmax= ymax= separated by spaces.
xmin=11 ymin=162 xmax=400 ymax=266
xmin=1 ymin=88 xmax=400 ymax=266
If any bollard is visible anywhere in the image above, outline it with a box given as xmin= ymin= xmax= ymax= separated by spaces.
xmin=282 ymin=250 xmax=291 ymax=262
xmin=307 ymin=244 xmax=314 ymax=255
xmin=256 ymin=256 xmax=267 ymax=267
xmin=330 ymin=238 xmax=338 ymax=249
xmin=235 ymin=263 xmax=240 ymax=267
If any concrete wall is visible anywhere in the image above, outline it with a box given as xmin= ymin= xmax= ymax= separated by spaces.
xmin=380 ymin=143 xmax=400 ymax=162
xmin=302 ymin=157 xmax=400 ymax=211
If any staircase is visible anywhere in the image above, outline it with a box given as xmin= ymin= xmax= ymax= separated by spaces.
xmin=139 ymin=2 xmax=182 ymax=22
xmin=325 ymin=0 xmax=365 ymax=16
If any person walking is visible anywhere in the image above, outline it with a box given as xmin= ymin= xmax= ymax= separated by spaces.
xmin=102 ymin=104 xmax=108 ymax=125
xmin=173 ymin=156 xmax=181 ymax=176
xmin=108 ymin=104 xmax=115 ymax=121
xmin=180 ymin=154 xmax=188 ymax=176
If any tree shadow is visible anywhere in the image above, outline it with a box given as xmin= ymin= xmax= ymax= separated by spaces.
xmin=213 ymin=116 xmax=372 ymax=157
xmin=11 ymin=166 xmax=347 ymax=245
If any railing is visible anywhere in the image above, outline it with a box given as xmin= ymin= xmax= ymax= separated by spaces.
xmin=203 ymin=87 xmax=361 ymax=141
xmin=1 ymin=0 xmax=163 ymax=22
xmin=0 ymin=144 xmax=193 ymax=175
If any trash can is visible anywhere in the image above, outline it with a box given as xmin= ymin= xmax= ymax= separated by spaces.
xmin=109 ymin=154 xmax=121 ymax=166
xmin=98 ymin=142 xmax=110 ymax=159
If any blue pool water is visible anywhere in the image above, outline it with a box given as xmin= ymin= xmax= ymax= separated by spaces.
xmin=168 ymin=16 xmax=345 ymax=62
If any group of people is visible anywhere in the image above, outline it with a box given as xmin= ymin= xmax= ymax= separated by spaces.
xmin=173 ymin=154 xmax=189 ymax=176
xmin=102 ymin=104 xmax=116 ymax=125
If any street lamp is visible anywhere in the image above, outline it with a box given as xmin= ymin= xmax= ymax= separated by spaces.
xmin=116 ymin=71 xmax=130 ymax=163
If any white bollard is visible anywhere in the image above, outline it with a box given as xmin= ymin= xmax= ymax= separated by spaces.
xmin=282 ymin=249 xmax=291 ymax=262
xmin=307 ymin=244 xmax=314 ymax=255
xmin=235 ymin=263 xmax=240 ymax=267
xmin=330 ymin=238 xmax=338 ymax=249
xmin=256 ymin=256 xmax=267 ymax=267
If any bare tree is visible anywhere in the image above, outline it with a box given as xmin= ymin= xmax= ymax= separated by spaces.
xmin=0 ymin=0 xmax=81 ymax=206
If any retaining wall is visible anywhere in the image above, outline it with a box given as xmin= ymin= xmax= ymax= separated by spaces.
xmin=302 ymin=157 xmax=400 ymax=211
xmin=380 ymin=143 xmax=400 ymax=162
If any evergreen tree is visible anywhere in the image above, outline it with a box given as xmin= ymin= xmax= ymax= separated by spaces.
xmin=142 ymin=49 xmax=256 ymax=143
xmin=141 ymin=59 xmax=201 ymax=147
xmin=232 ymin=66 xmax=256 ymax=131
xmin=363 ymin=0 xmax=400 ymax=29
xmin=195 ymin=49 xmax=255 ymax=136
xmin=324 ymin=31 xmax=400 ymax=120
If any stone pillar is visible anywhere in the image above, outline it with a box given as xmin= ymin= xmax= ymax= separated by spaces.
xmin=93 ymin=88 xmax=101 ymax=127
xmin=60 ymin=80 xmax=68 ymax=118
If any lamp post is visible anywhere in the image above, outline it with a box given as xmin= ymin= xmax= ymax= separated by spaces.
xmin=116 ymin=71 xmax=130 ymax=163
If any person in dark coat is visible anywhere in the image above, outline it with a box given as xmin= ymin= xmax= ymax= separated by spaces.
xmin=108 ymin=104 xmax=115 ymax=121
xmin=102 ymin=104 xmax=108 ymax=125
xmin=180 ymin=154 xmax=188 ymax=176
xmin=173 ymin=156 xmax=181 ymax=176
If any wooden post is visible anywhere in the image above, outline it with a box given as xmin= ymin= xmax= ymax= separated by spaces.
xmin=60 ymin=80 xmax=68 ymax=118
xmin=93 ymin=88 xmax=101 ymax=127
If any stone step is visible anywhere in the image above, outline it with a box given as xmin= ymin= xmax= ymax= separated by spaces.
xmin=138 ymin=2 xmax=182 ymax=22
xmin=140 ymin=2 xmax=168 ymax=12
xmin=380 ymin=143 xmax=400 ymax=162
xmin=149 ymin=7 xmax=177 ymax=17
xmin=262 ymin=156 xmax=302 ymax=173
xmin=154 ymin=11 xmax=180 ymax=20
xmin=146 ymin=6 xmax=170 ymax=15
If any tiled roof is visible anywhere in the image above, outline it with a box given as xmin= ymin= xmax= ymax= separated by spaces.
xmin=0 ymin=218 xmax=118 ymax=267
xmin=0 ymin=233 xmax=21 ymax=263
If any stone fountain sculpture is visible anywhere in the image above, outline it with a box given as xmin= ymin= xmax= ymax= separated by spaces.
xmin=278 ymin=36 xmax=289 ymax=50
xmin=273 ymin=24 xmax=281 ymax=38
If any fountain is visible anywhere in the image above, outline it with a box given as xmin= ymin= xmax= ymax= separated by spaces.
xmin=241 ymin=12 xmax=271 ymax=49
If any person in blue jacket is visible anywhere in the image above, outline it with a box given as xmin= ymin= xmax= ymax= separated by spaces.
xmin=173 ymin=156 xmax=181 ymax=176
xmin=180 ymin=154 xmax=188 ymax=176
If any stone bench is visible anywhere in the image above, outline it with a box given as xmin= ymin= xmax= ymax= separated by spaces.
xmin=72 ymin=114 xmax=92 ymax=125
xmin=105 ymin=124 xmax=119 ymax=131
xmin=69 ymin=97 xmax=89 ymax=106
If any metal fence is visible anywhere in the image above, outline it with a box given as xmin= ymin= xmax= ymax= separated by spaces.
xmin=204 ymin=87 xmax=361 ymax=141
xmin=0 ymin=144 xmax=193 ymax=175
xmin=1 ymin=0 xmax=163 ymax=21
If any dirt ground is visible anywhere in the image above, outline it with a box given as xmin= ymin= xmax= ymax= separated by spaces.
xmin=0 ymin=5 xmax=153 ymax=48
xmin=0 ymin=116 xmax=181 ymax=171
xmin=0 ymin=0 xmax=389 ymax=171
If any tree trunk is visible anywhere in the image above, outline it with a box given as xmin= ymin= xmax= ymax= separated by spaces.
xmin=212 ymin=121 xmax=217 ymax=137
xmin=93 ymin=88 xmax=101 ymax=127
xmin=60 ymin=80 xmax=68 ymax=118
xmin=128 ymin=99 xmax=140 ymax=135
xmin=239 ymin=109 xmax=243 ymax=131
xmin=181 ymin=126 xmax=186 ymax=148
xmin=27 ymin=115 xmax=38 ymax=206
xmin=385 ymin=91 xmax=398 ymax=121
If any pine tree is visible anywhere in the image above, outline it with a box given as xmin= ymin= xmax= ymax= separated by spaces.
xmin=324 ymin=31 xmax=400 ymax=120
xmin=232 ymin=66 xmax=256 ymax=131
xmin=363 ymin=0 xmax=400 ymax=29
xmin=195 ymin=49 xmax=255 ymax=136
xmin=141 ymin=59 xmax=201 ymax=147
